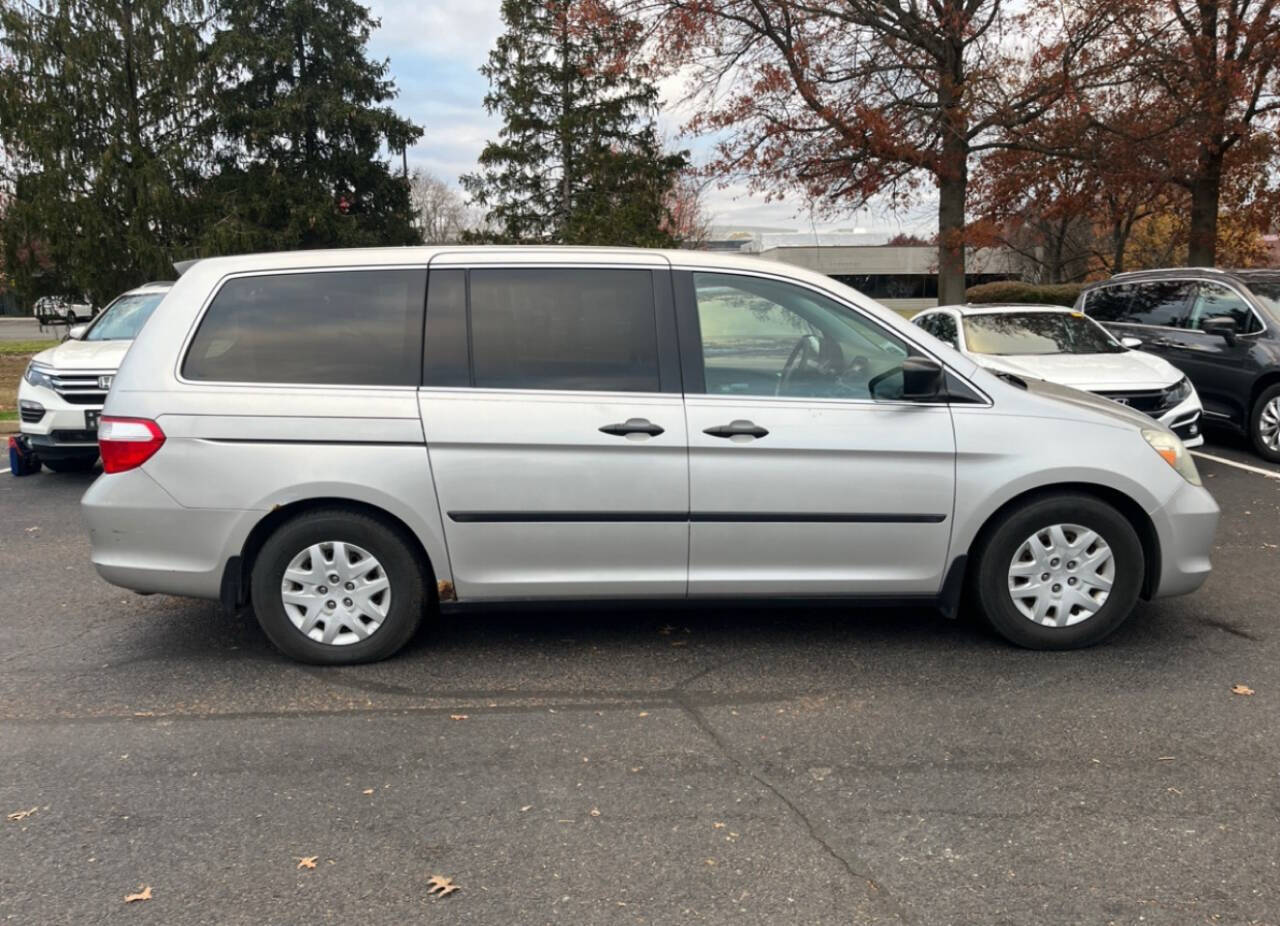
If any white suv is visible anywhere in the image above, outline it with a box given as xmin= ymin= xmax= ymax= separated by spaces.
xmin=17 ymin=282 xmax=171 ymax=472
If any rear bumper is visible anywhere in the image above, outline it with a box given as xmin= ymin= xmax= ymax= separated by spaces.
xmin=81 ymin=467 xmax=253 ymax=601
xmin=1149 ymin=479 xmax=1220 ymax=598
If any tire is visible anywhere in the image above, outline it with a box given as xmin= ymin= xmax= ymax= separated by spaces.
xmin=249 ymin=508 xmax=428 ymax=664
xmin=44 ymin=456 xmax=98 ymax=473
xmin=1249 ymin=383 xmax=1280 ymax=463
xmin=969 ymin=493 xmax=1144 ymax=650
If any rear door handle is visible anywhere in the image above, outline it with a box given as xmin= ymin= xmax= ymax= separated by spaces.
xmin=599 ymin=417 xmax=665 ymax=437
xmin=703 ymin=420 xmax=769 ymax=439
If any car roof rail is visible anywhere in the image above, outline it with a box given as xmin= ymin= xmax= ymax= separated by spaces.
xmin=1108 ymin=266 xmax=1232 ymax=281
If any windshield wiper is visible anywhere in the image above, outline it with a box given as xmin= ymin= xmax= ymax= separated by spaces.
xmin=992 ymin=371 xmax=1027 ymax=389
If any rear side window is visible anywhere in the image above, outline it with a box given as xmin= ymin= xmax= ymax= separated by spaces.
xmin=468 ymin=268 xmax=659 ymax=392
xmin=1084 ymin=285 xmax=1134 ymax=322
xmin=1126 ymin=281 xmax=1192 ymax=327
xmin=184 ymin=269 xmax=426 ymax=386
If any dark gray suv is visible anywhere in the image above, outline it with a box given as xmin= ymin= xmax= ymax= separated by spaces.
xmin=1076 ymin=268 xmax=1280 ymax=462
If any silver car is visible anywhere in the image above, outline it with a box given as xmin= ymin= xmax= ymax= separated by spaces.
xmin=82 ymin=247 xmax=1219 ymax=664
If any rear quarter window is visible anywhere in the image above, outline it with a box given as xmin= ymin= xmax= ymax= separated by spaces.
xmin=1082 ymin=284 xmax=1134 ymax=322
xmin=183 ymin=269 xmax=427 ymax=386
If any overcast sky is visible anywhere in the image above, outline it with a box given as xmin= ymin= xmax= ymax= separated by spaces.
xmin=364 ymin=0 xmax=936 ymax=235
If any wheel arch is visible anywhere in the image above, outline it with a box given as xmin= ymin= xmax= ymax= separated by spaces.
xmin=221 ymin=497 xmax=441 ymax=611
xmin=961 ymin=482 xmax=1161 ymax=602
xmin=1248 ymin=370 xmax=1280 ymax=417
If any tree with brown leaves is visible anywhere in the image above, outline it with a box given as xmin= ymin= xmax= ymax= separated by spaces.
xmin=623 ymin=0 xmax=1117 ymax=302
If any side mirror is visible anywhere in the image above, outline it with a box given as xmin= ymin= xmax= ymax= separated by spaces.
xmin=869 ymin=356 xmax=944 ymax=401
xmin=1200 ymin=315 xmax=1237 ymax=345
xmin=1120 ymin=336 xmax=1143 ymax=349
xmin=67 ymin=324 xmax=88 ymax=341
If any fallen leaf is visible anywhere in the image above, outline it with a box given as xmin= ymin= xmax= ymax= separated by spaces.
xmin=123 ymin=885 xmax=152 ymax=903
xmin=589 ymin=807 xmax=601 ymax=817
xmin=1232 ymin=684 xmax=1255 ymax=696
xmin=520 ymin=805 xmax=533 ymax=812
xmin=638 ymin=711 xmax=649 ymax=717
xmin=6 ymin=807 xmax=37 ymax=822
xmin=362 ymin=789 xmax=374 ymax=795
xmin=450 ymin=714 xmax=469 ymax=721
xmin=296 ymin=856 xmax=318 ymax=870
xmin=25 ymin=526 xmax=39 ymax=533
xmin=427 ymin=874 xmax=460 ymax=897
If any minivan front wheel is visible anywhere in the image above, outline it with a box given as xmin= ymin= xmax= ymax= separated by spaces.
xmin=1249 ymin=383 xmax=1280 ymax=463
xmin=971 ymin=494 xmax=1144 ymax=649
xmin=250 ymin=508 xmax=427 ymax=664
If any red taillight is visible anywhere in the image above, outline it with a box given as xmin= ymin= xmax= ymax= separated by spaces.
xmin=98 ymin=417 xmax=165 ymax=473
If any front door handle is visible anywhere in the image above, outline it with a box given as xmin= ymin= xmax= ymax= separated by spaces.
xmin=599 ymin=417 xmax=665 ymax=437
xmin=703 ymin=420 xmax=769 ymax=439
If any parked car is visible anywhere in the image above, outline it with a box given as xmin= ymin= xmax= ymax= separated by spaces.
xmin=82 ymin=248 xmax=1218 ymax=663
xmin=911 ymin=303 xmax=1204 ymax=447
xmin=17 ymin=282 xmax=172 ymax=473
xmin=1075 ymin=268 xmax=1280 ymax=462
xmin=33 ymin=295 xmax=95 ymax=325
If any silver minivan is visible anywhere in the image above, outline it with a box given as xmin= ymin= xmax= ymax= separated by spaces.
xmin=82 ymin=247 xmax=1219 ymax=663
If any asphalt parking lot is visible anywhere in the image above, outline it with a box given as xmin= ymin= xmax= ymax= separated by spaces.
xmin=1 ymin=435 xmax=1277 ymax=925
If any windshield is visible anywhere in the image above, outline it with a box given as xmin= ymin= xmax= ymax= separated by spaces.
xmin=86 ymin=292 xmax=166 ymax=341
xmin=963 ymin=312 xmax=1124 ymax=355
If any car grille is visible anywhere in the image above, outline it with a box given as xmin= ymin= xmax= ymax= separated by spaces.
xmin=1094 ymin=387 xmax=1178 ymax=416
xmin=47 ymin=371 xmax=110 ymax=407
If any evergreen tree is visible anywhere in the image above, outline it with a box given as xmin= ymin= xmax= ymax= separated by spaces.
xmin=200 ymin=0 xmax=422 ymax=253
xmin=462 ymin=0 xmax=687 ymax=246
xmin=0 ymin=0 xmax=210 ymax=304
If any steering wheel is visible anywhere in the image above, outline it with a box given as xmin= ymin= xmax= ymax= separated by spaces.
xmin=776 ymin=334 xmax=821 ymax=396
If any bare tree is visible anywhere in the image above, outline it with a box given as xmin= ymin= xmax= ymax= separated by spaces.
xmin=409 ymin=170 xmax=476 ymax=244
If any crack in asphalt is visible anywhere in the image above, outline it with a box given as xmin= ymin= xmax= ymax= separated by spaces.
xmin=668 ymin=655 xmax=912 ymax=924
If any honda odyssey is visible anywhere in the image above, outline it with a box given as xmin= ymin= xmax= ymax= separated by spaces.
xmin=82 ymin=248 xmax=1219 ymax=663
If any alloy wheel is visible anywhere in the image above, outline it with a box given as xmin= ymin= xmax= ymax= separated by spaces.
xmin=1259 ymin=396 xmax=1280 ymax=453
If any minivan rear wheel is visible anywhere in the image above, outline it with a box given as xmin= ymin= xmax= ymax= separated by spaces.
xmin=250 ymin=508 xmax=427 ymax=664
xmin=970 ymin=494 xmax=1144 ymax=649
xmin=1249 ymin=383 xmax=1280 ymax=463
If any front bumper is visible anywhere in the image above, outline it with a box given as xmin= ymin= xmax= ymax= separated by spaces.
xmin=1155 ymin=394 xmax=1204 ymax=448
xmin=1149 ymin=478 xmax=1220 ymax=599
xmin=18 ymin=379 xmax=102 ymax=461
xmin=82 ymin=467 xmax=256 ymax=601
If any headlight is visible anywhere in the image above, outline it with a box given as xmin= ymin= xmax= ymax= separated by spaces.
xmin=23 ymin=363 xmax=54 ymax=390
xmin=1164 ymin=376 xmax=1192 ymax=405
xmin=1141 ymin=428 xmax=1201 ymax=485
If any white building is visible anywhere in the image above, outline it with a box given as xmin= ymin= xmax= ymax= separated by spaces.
xmin=704 ymin=228 xmax=1019 ymax=316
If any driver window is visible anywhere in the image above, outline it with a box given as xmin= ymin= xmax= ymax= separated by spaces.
xmin=692 ymin=272 xmax=910 ymax=399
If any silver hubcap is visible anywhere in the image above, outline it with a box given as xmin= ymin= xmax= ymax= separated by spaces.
xmin=1008 ymin=524 xmax=1114 ymax=627
xmin=1259 ymin=397 xmax=1280 ymax=452
xmin=280 ymin=541 xmax=390 ymax=645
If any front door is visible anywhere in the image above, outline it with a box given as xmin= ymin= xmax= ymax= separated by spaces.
xmin=420 ymin=264 xmax=689 ymax=600
xmin=1161 ymin=281 xmax=1265 ymax=426
xmin=677 ymin=271 xmax=956 ymax=597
